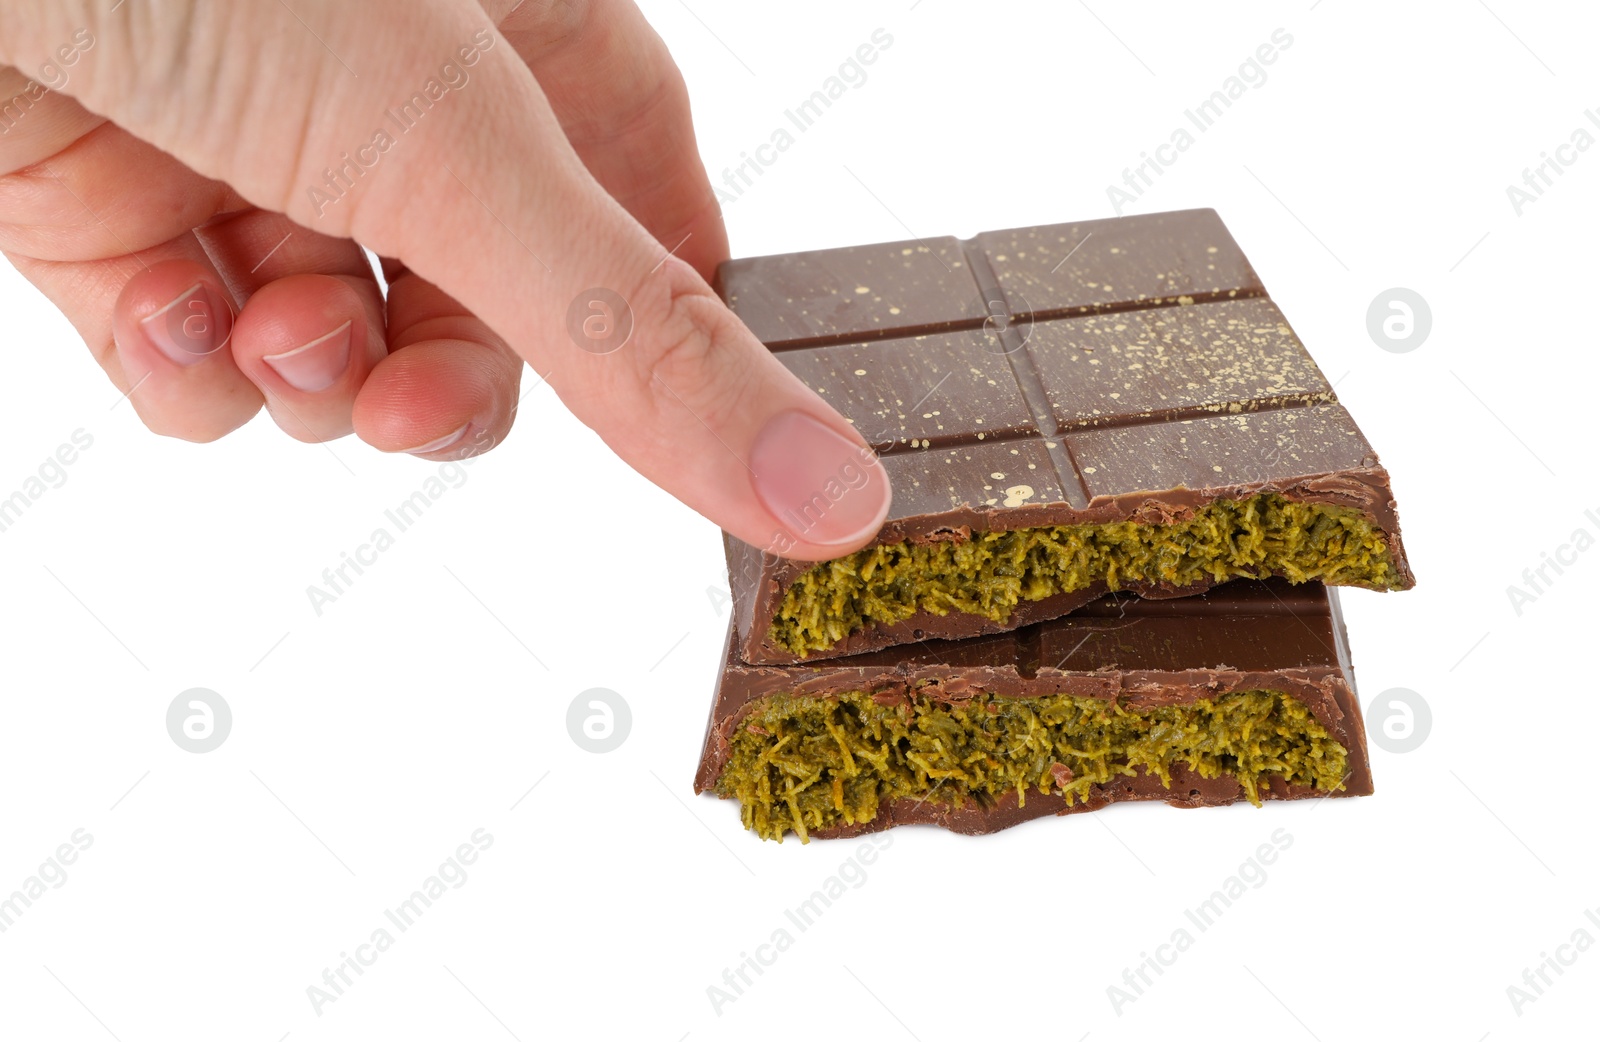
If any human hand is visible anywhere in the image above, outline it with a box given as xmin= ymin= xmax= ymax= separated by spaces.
xmin=0 ymin=0 xmax=891 ymax=560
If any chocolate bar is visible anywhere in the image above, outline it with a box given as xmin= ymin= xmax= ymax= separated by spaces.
xmin=716 ymin=209 xmax=1413 ymax=664
xmin=695 ymin=578 xmax=1371 ymax=842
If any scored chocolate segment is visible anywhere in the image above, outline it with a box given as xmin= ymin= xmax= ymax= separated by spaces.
xmin=777 ymin=328 xmax=1037 ymax=453
xmin=716 ymin=208 xmax=1412 ymax=665
xmin=694 ymin=579 xmax=1372 ymax=839
xmin=714 ymin=235 xmax=986 ymax=348
xmin=877 ymin=436 xmax=1080 ymax=518
xmin=972 ymin=209 xmax=1266 ymax=321
xmin=1066 ymin=404 xmax=1386 ymax=508
xmin=1024 ymin=297 xmax=1333 ymax=431
xmin=715 ymin=210 xmax=1258 ymax=349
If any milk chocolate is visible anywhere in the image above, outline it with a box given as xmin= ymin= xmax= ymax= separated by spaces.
xmin=716 ymin=209 xmax=1413 ymax=664
xmin=694 ymin=579 xmax=1372 ymax=839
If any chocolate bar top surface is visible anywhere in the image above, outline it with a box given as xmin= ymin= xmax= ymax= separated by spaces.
xmin=716 ymin=209 xmax=1377 ymax=521
xmin=715 ymin=209 xmax=1411 ymax=663
xmin=717 ymin=209 xmax=1265 ymax=348
xmin=695 ymin=578 xmax=1369 ymax=799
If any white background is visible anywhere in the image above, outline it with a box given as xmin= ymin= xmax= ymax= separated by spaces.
xmin=2 ymin=1 xmax=1597 ymax=1038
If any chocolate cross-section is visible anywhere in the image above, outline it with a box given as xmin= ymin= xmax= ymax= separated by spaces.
xmin=695 ymin=579 xmax=1372 ymax=842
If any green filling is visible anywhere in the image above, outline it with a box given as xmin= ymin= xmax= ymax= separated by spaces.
xmin=717 ymin=689 xmax=1348 ymax=842
xmin=769 ymin=493 xmax=1400 ymax=658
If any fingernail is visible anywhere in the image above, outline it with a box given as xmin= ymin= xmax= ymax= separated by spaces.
xmin=399 ymin=422 xmax=469 ymax=456
xmin=263 ymin=321 xmax=353 ymax=393
xmin=749 ymin=410 xmax=892 ymax=551
xmin=139 ymin=282 xmax=233 ymax=366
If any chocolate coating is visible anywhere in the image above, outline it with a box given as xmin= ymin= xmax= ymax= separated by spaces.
xmin=694 ymin=579 xmax=1372 ymax=836
xmin=717 ymin=209 xmax=1413 ymax=664
xmin=715 ymin=236 xmax=986 ymax=348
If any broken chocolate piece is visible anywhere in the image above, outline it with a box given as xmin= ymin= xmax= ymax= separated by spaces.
xmin=716 ymin=209 xmax=1413 ymax=664
xmin=694 ymin=578 xmax=1372 ymax=842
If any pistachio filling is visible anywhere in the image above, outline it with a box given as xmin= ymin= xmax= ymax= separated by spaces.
xmin=768 ymin=493 xmax=1399 ymax=657
xmin=717 ymin=688 xmax=1348 ymax=842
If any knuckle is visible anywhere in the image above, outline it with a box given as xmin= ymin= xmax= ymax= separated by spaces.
xmin=631 ymin=262 xmax=752 ymax=420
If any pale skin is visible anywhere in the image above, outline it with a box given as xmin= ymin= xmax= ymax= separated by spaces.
xmin=0 ymin=0 xmax=893 ymax=560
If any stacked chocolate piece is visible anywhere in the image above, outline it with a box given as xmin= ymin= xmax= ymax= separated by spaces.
xmin=694 ymin=209 xmax=1413 ymax=841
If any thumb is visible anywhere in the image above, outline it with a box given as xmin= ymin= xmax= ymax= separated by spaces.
xmin=2 ymin=0 xmax=891 ymax=560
